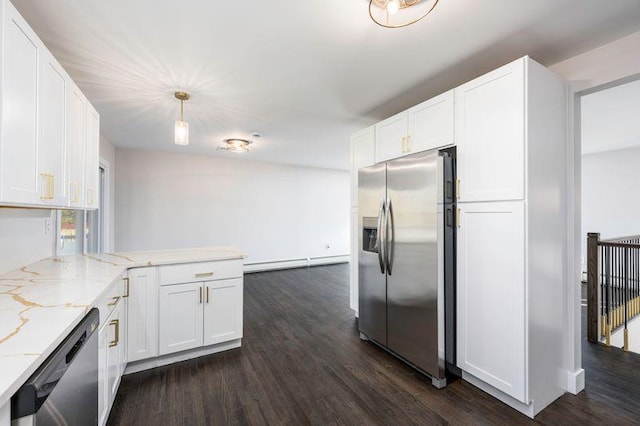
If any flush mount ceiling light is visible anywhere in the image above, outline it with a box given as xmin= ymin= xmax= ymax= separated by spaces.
xmin=369 ymin=0 xmax=439 ymax=28
xmin=174 ymin=91 xmax=190 ymax=146
xmin=219 ymin=138 xmax=253 ymax=153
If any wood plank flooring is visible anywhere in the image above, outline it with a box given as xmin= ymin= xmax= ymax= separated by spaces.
xmin=108 ymin=265 xmax=640 ymax=425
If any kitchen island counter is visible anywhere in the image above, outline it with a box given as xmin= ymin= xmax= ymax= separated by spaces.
xmin=0 ymin=247 xmax=246 ymax=413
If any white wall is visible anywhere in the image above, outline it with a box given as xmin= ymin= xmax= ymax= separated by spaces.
xmin=99 ymin=136 xmax=116 ymax=252
xmin=114 ymin=149 xmax=349 ymax=266
xmin=0 ymin=209 xmax=53 ymax=274
xmin=582 ymin=146 xmax=640 ymax=262
xmin=548 ymin=29 xmax=640 ymax=393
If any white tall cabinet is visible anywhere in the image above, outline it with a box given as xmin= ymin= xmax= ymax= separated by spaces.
xmin=455 ymin=57 xmax=567 ymax=417
xmin=350 ymin=126 xmax=375 ymax=314
xmin=350 ymin=56 xmax=569 ymax=417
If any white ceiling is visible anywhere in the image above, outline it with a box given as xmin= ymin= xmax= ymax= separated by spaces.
xmin=12 ymin=0 xmax=640 ymax=170
xmin=582 ymin=78 xmax=640 ymax=155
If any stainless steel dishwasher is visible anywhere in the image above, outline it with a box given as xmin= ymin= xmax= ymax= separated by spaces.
xmin=11 ymin=308 xmax=100 ymax=425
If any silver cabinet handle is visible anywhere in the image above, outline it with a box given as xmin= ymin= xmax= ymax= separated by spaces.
xmin=195 ymin=272 xmax=214 ymax=278
xmin=375 ymin=199 xmax=386 ymax=274
xmin=385 ymin=198 xmax=395 ymax=275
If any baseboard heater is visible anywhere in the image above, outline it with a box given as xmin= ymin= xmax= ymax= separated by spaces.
xmin=244 ymin=255 xmax=349 ymax=273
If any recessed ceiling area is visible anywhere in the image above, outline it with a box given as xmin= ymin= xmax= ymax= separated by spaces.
xmin=582 ymin=78 xmax=640 ymax=155
xmin=11 ymin=0 xmax=640 ymax=170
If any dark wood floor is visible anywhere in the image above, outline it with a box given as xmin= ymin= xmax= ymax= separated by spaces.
xmin=108 ymin=265 xmax=640 ymax=425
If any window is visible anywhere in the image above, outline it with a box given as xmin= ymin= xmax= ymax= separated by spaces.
xmin=56 ymin=164 xmax=108 ymax=255
xmin=86 ymin=166 xmax=106 ymax=253
xmin=57 ymin=209 xmax=85 ymax=255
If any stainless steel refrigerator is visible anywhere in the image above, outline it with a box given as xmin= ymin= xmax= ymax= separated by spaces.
xmin=358 ymin=148 xmax=458 ymax=388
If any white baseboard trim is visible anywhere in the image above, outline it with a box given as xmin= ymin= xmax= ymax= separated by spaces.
xmin=566 ymin=368 xmax=585 ymax=394
xmin=124 ymin=339 xmax=241 ymax=375
xmin=244 ymin=255 xmax=349 ymax=273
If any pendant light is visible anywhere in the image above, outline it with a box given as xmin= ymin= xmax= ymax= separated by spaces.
xmin=369 ymin=0 xmax=439 ymax=29
xmin=174 ymin=91 xmax=190 ymax=146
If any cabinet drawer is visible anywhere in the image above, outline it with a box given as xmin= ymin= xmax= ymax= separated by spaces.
xmin=159 ymin=260 xmax=242 ymax=286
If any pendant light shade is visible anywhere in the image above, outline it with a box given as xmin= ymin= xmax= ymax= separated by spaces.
xmin=369 ymin=0 xmax=439 ymax=28
xmin=174 ymin=92 xmax=190 ymax=146
xmin=174 ymin=120 xmax=189 ymax=146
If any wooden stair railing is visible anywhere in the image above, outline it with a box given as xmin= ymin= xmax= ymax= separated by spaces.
xmin=587 ymin=233 xmax=640 ymax=350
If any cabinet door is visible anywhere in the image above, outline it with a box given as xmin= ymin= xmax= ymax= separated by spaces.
xmin=85 ymin=102 xmax=100 ymax=209
xmin=456 ymin=201 xmax=526 ymax=402
xmin=455 ymin=58 xmax=525 ymax=202
xmin=38 ymin=50 xmax=68 ymax=206
xmin=159 ymin=282 xmax=204 ymax=355
xmin=374 ymin=112 xmax=407 ymax=163
xmin=203 ymin=278 xmax=243 ymax=346
xmin=0 ymin=2 xmax=41 ymax=205
xmin=107 ymin=301 xmax=124 ymax=405
xmin=127 ymin=267 xmax=158 ymax=362
xmin=350 ymin=126 xmax=375 ymax=207
xmin=407 ymin=90 xmax=454 ymax=153
xmin=350 ymin=207 xmax=359 ymax=314
xmin=67 ymin=83 xmax=86 ymax=207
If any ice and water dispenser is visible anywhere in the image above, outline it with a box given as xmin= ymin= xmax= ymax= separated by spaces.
xmin=362 ymin=217 xmax=380 ymax=253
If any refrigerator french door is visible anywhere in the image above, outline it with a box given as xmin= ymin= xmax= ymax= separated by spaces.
xmin=358 ymin=149 xmax=456 ymax=387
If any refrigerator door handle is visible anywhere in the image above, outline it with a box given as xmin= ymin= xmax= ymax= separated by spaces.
xmin=385 ymin=198 xmax=395 ymax=275
xmin=375 ymin=198 xmax=386 ymax=274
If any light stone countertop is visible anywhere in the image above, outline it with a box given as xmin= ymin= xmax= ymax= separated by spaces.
xmin=0 ymin=247 xmax=246 ymax=410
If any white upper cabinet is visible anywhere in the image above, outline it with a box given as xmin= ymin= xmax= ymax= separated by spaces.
xmin=0 ymin=0 xmax=99 ymax=209
xmin=375 ymin=112 xmax=407 ymax=163
xmin=407 ymin=90 xmax=455 ymax=154
xmin=350 ymin=126 xmax=375 ymax=207
xmin=375 ymin=90 xmax=455 ymax=163
xmin=67 ymin=83 xmax=86 ymax=208
xmin=38 ymin=50 xmax=69 ymax=206
xmin=455 ymin=59 xmax=525 ymax=202
xmin=85 ymin=102 xmax=100 ymax=208
xmin=0 ymin=1 xmax=41 ymax=205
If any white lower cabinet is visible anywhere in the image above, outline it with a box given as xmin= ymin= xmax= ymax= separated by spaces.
xmin=98 ymin=280 xmax=127 ymax=426
xmin=456 ymin=201 xmax=526 ymax=402
xmin=127 ymin=267 xmax=158 ymax=362
xmin=204 ymin=278 xmax=243 ymax=346
xmin=159 ymin=277 xmax=243 ymax=355
xmin=159 ymin=282 xmax=204 ymax=355
xmin=96 ymin=259 xmax=243 ymax=424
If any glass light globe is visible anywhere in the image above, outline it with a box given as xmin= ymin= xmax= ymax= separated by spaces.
xmin=387 ymin=0 xmax=400 ymax=14
xmin=174 ymin=120 xmax=189 ymax=145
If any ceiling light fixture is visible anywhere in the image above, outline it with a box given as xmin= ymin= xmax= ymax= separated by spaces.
xmin=174 ymin=91 xmax=190 ymax=146
xmin=219 ymin=138 xmax=253 ymax=153
xmin=369 ymin=0 xmax=439 ymax=29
